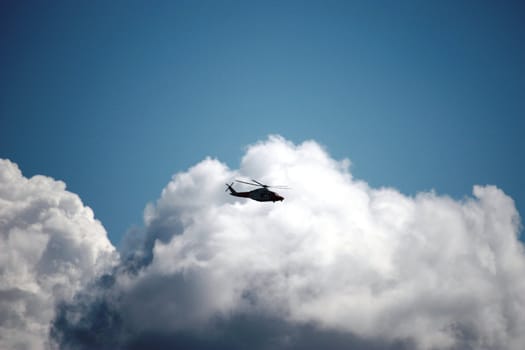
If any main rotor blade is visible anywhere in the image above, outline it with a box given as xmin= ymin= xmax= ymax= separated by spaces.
xmin=235 ymin=179 xmax=261 ymax=187
xmin=236 ymin=179 xmax=290 ymax=189
xmin=269 ymin=185 xmax=290 ymax=190
xmin=251 ymin=179 xmax=266 ymax=187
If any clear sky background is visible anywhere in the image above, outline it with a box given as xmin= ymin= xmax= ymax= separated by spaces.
xmin=1 ymin=0 xmax=523 ymax=245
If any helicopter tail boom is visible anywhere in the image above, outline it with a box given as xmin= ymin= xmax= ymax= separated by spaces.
xmin=225 ymin=183 xmax=253 ymax=199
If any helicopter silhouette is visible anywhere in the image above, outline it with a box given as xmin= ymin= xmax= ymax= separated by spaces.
xmin=225 ymin=179 xmax=287 ymax=202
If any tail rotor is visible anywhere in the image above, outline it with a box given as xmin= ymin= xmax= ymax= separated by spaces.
xmin=225 ymin=182 xmax=235 ymax=193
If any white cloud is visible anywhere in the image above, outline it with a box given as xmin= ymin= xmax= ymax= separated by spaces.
xmin=5 ymin=136 xmax=524 ymax=350
xmin=0 ymin=159 xmax=117 ymax=350
xmin=104 ymin=136 xmax=524 ymax=349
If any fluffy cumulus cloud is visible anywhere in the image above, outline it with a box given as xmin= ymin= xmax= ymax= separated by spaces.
xmin=3 ymin=136 xmax=525 ymax=350
xmin=0 ymin=159 xmax=117 ymax=350
xmin=124 ymin=136 xmax=524 ymax=350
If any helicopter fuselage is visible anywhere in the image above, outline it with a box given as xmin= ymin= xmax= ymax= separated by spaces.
xmin=226 ymin=184 xmax=284 ymax=202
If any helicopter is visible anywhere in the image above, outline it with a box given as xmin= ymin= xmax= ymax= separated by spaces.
xmin=225 ymin=179 xmax=287 ymax=202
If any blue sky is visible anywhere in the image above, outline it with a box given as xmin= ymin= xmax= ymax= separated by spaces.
xmin=1 ymin=0 xmax=523 ymax=245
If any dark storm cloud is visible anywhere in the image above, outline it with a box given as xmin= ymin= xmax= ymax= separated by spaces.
xmin=52 ymin=286 xmax=416 ymax=350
